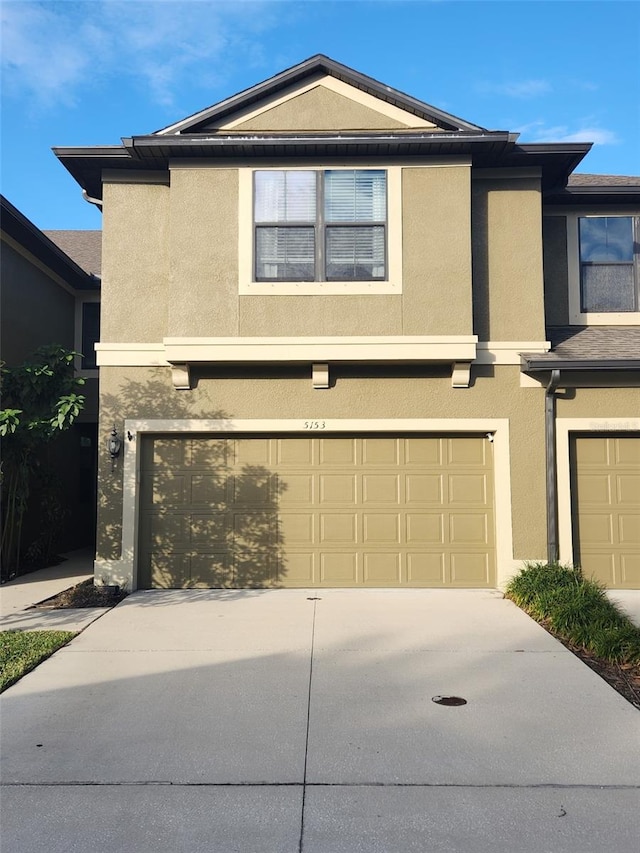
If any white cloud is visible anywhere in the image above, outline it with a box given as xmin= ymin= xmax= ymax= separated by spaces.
xmin=516 ymin=119 xmax=619 ymax=146
xmin=0 ymin=0 xmax=279 ymax=109
xmin=476 ymin=79 xmax=552 ymax=99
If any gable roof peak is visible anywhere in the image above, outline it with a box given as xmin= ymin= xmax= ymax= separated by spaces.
xmin=154 ymin=54 xmax=487 ymax=136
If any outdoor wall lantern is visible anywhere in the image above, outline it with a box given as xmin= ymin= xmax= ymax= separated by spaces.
xmin=107 ymin=425 xmax=122 ymax=470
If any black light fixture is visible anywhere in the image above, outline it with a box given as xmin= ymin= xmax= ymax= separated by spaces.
xmin=107 ymin=425 xmax=122 ymax=469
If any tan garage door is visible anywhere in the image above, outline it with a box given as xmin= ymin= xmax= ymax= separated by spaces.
xmin=572 ymin=435 xmax=640 ymax=588
xmin=138 ymin=434 xmax=495 ymax=589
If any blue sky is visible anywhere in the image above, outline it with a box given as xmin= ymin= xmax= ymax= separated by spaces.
xmin=2 ymin=0 xmax=639 ymax=230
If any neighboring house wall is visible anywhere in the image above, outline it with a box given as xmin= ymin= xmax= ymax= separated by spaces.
xmin=1 ymin=240 xmax=75 ymax=364
xmin=1 ymin=199 xmax=101 ymax=560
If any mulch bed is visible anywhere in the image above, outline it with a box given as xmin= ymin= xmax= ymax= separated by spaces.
xmin=35 ymin=579 xmax=128 ymax=610
xmin=542 ymin=623 xmax=640 ymax=711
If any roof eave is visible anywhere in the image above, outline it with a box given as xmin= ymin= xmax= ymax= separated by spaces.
xmin=0 ymin=195 xmax=98 ymax=291
xmin=154 ymin=54 xmax=487 ymax=136
xmin=521 ymin=356 xmax=640 ymax=372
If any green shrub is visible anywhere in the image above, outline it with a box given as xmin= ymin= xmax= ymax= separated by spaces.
xmin=506 ymin=562 xmax=640 ymax=666
xmin=0 ymin=630 xmax=76 ymax=692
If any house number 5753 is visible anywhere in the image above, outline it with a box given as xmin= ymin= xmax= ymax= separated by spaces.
xmin=304 ymin=420 xmax=326 ymax=430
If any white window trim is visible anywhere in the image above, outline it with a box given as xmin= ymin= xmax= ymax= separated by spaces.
xmin=239 ymin=166 xmax=402 ymax=295
xmin=74 ymin=293 xmax=100 ymax=377
xmin=97 ymin=417 xmax=517 ymax=591
xmin=566 ymin=212 xmax=640 ymax=325
xmin=556 ymin=418 xmax=640 ymax=567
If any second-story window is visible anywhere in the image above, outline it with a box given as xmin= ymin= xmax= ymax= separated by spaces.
xmin=254 ymin=169 xmax=387 ymax=282
xmin=579 ymin=216 xmax=639 ymax=312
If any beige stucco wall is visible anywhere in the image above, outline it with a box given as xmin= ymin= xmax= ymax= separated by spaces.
xmin=472 ymin=177 xmax=545 ymax=341
xmin=0 ymin=240 xmax=75 ymax=364
xmin=169 ymin=168 xmax=239 ymax=336
xmin=542 ymin=215 xmax=569 ymax=325
xmin=556 ymin=384 xmax=640 ymax=418
xmin=231 ymin=86 xmax=410 ymax=132
xmin=101 ymin=178 xmax=169 ymax=342
xmin=96 ymin=364 xmax=547 ymax=566
xmin=403 ymin=165 xmax=472 ymax=334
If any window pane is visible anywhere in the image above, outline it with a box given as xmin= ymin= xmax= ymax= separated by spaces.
xmin=581 ymin=264 xmax=635 ymax=312
xmin=325 ymin=226 xmax=385 ymax=280
xmin=255 ymin=171 xmax=316 ymax=223
xmin=325 ymin=170 xmax=386 ymax=222
xmin=256 ymin=227 xmax=315 ymax=280
xmin=579 ymin=217 xmax=634 ymax=262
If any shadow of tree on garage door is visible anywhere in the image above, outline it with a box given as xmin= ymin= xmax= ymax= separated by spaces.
xmin=99 ymin=372 xmax=287 ymax=589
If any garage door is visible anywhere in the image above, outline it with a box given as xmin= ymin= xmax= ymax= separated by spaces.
xmin=572 ymin=435 xmax=640 ymax=588
xmin=138 ymin=434 xmax=495 ymax=588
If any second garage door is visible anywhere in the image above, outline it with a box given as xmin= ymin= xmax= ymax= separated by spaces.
xmin=138 ymin=434 xmax=495 ymax=588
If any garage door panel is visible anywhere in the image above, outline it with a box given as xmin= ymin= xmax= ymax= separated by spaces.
xmin=321 ymin=553 xmax=358 ymax=584
xmin=615 ymin=440 xmax=640 ymax=465
xmin=363 ymin=553 xmax=402 ymax=584
xmin=363 ymin=514 xmax=400 ymax=543
xmin=577 ymin=474 xmax=612 ymax=505
xmin=320 ymin=514 xmax=357 ymax=543
xmin=191 ymin=514 xmax=229 ymax=546
xmin=405 ymin=475 xmax=443 ymax=504
xmin=276 ymin=438 xmax=314 ymax=465
xmin=617 ymin=475 xmax=640 ymax=505
xmin=283 ymin=552 xmax=315 ymax=584
xmin=449 ymin=513 xmax=491 ymax=546
xmin=362 ymin=437 xmax=399 ymax=465
xmin=190 ymin=554 xmax=234 ymax=587
xmin=191 ymin=474 xmax=227 ymax=505
xmin=320 ymin=474 xmax=356 ymax=503
xmin=572 ymin=435 xmax=640 ymax=589
xmin=447 ymin=437 xmax=488 ymax=466
xmin=279 ymin=474 xmax=314 ymax=504
xmin=404 ymin=437 xmax=441 ymax=465
xmin=448 ymin=474 xmax=489 ymax=505
xmin=319 ymin=438 xmax=357 ymax=465
xmin=451 ymin=553 xmax=491 ymax=585
xmin=140 ymin=434 xmax=495 ymax=588
xmin=362 ymin=475 xmax=400 ymax=503
xmin=619 ymin=515 xmax=640 ymax=545
xmin=407 ymin=553 xmax=445 ymax=584
xmin=279 ymin=513 xmax=315 ymax=544
xmin=621 ymin=554 xmax=640 ymax=584
xmin=151 ymin=473 xmax=188 ymax=507
xmin=406 ymin=514 xmax=444 ymax=544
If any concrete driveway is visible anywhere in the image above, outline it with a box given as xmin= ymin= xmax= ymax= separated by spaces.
xmin=1 ymin=588 xmax=639 ymax=852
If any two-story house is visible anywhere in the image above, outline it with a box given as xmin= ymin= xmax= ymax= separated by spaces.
xmin=54 ymin=55 xmax=640 ymax=592
xmin=1 ymin=195 xmax=101 ymax=562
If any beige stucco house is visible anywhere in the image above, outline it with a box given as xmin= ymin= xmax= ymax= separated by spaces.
xmin=54 ymin=55 xmax=640 ymax=591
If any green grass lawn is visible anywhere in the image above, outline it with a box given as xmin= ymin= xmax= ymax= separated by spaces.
xmin=0 ymin=630 xmax=76 ymax=692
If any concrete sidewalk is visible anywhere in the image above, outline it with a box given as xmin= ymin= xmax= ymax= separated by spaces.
xmin=0 ymin=548 xmax=110 ymax=632
xmin=1 ymin=589 xmax=639 ymax=852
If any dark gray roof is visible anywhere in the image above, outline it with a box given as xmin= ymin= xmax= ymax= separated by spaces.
xmin=521 ymin=326 xmax=640 ymax=371
xmin=568 ymin=174 xmax=640 ymax=187
xmin=44 ymin=230 xmax=102 ymax=277
xmin=155 ymin=54 xmax=488 ymax=136
xmin=1 ymin=195 xmax=98 ymax=291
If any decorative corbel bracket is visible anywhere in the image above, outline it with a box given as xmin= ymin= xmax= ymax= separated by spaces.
xmin=171 ymin=363 xmax=192 ymax=390
xmin=451 ymin=362 xmax=471 ymax=388
xmin=312 ymin=363 xmax=330 ymax=389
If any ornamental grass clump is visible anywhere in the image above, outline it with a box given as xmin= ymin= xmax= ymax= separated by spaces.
xmin=506 ymin=562 xmax=640 ymax=666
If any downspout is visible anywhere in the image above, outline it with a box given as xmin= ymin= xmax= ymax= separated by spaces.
xmin=82 ymin=189 xmax=103 ymax=211
xmin=545 ymin=369 xmax=561 ymax=564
